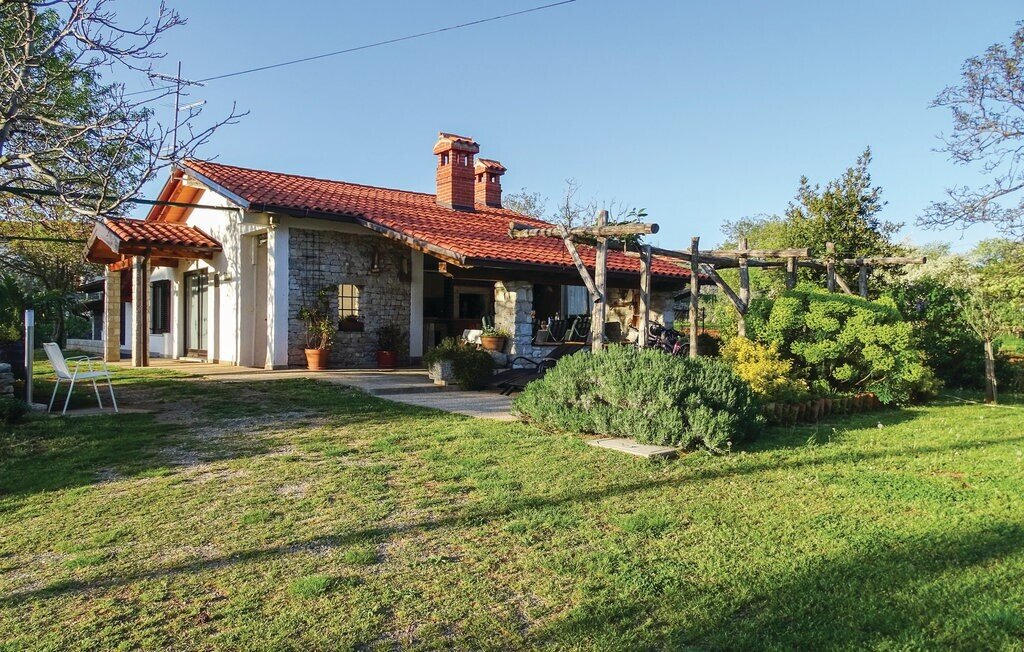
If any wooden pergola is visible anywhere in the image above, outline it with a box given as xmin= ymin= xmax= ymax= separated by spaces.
xmin=625 ymin=238 xmax=926 ymax=357
xmin=510 ymin=211 xmax=661 ymax=351
xmin=84 ymin=218 xmax=222 ymax=367
xmin=511 ymin=216 xmax=927 ymax=359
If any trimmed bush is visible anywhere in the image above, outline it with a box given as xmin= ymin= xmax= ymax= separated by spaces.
xmin=756 ymin=284 xmax=938 ymax=405
xmin=512 ymin=346 xmax=760 ymax=452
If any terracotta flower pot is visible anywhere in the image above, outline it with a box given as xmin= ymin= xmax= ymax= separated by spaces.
xmin=305 ymin=348 xmax=329 ymax=370
xmin=480 ymin=336 xmax=507 ymax=352
xmin=377 ymin=350 xmax=397 ymax=369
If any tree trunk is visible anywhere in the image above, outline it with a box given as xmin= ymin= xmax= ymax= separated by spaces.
xmin=984 ymin=338 xmax=998 ymax=404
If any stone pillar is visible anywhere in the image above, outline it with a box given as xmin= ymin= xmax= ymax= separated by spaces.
xmin=494 ymin=280 xmax=535 ymax=365
xmin=103 ymin=267 xmax=121 ymax=363
xmin=131 ymin=255 xmax=150 ymax=367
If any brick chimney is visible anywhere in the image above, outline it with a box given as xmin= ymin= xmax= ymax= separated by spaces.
xmin=433 ymin=132 xmax=479 ymax=210
xmin=474 ymin=159 xmax=506 ymax=208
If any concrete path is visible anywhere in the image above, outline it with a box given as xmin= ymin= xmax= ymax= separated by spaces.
xmin=131 ymin=360 xmax=516 ymax=421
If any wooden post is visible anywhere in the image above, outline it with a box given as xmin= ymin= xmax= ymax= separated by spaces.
xmin=858 ymin=262 xmax=868 ymax=298
xmin=825 ymin=242 xmax=836 ymax=293
xmin=689 ymin=237 xmax=699 ymax=358
xmin=638 ymin=244 xmax=652 ymax=348
xmin=737 ymin=237 xmax=750 ymax=338
xmin=590 ymin=210 xmax=608 ymax=351
xmin=785 ymin=256 xmax=797 ymax=290
xmin=131 ymin=254 xmax=150 ymax=368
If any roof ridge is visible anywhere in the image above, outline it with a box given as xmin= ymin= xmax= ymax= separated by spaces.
xmin=182 ymin=158 xmax=550 ymax=223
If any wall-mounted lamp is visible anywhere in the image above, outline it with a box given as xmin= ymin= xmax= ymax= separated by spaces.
xmin=369 ymin=250 xmax=382 ymax=274
xmin=399 ymin=255 xmax=412 ymax=282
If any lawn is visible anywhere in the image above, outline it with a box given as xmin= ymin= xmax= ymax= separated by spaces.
xmin=2 ymin=363 xmax=1024 ymax=650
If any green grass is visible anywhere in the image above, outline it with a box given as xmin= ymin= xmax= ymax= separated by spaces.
xmin=2 ymin=361 xmax=1024 ymax=650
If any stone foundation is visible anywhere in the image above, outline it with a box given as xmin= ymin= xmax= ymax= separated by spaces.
xmin=288 ymin=228 xmax=411 ymax=368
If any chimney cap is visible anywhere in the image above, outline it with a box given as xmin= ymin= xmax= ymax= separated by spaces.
xmin=434 ymin=132 xmax=480 ymax=155
xmin=474 ymin=158 xmax=506 ymax=175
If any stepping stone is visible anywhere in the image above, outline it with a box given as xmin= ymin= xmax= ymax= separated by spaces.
xmin=587 ymin=437 xmax=678 ymax=459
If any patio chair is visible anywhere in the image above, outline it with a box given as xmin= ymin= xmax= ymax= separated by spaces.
xmin=565 ymin=315 xmax=591 ymax=342
xmin=492 ymin=342 xmax=587 ymax=395
xmin=43 ymin=342 xmax=118 ymax=415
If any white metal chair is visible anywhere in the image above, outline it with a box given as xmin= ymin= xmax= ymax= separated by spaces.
xmin=43 ymin=342 xmax=118 ymax=415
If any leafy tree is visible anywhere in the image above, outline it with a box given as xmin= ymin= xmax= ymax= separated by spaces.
xmin=0 ymin=198 xmax=98 ymax=345
xmin=954 ymin=240 xmax=1024 ymax=402
xmin=0 ymin=0 xmax=243 ymax=216
xmin=722 ymin=148 xmax=902 ymax=295
xmin=502 ymin=188 xmax=547 ymax=220
xmin=921 ymin=22 xmax=1024 ymax=240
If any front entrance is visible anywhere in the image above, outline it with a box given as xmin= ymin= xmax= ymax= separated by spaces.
xmin=183 ymin=270 xmax=208 ymax=358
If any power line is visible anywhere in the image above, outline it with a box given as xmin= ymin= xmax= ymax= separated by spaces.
xmin=126 ymin=0 xmax=578 ymax=97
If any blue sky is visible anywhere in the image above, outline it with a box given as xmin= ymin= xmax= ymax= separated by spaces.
xmin=120 ymin=1 xmax=1022 ymax=251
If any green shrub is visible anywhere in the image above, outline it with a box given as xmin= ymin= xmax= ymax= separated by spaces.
xmin=453 ymin=347 xmax=494 ymax=390
xmin=423 ymin=338 xmax=494 ymax=390
xmin=0 ymin=396 xmax=30 ymax=425
xmin=756 ymin=284 xmax=938 ymax=405
xmin=513 ymin=346 xmax=760 ymax=452
xmin=720 ymin=337 xmax=809 ymax=402
xmin=884 ymin=277 xmax=987 ymax=389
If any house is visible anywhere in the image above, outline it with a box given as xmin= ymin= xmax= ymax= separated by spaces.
xmin=83 ymin=132 xmax=690 ymax=369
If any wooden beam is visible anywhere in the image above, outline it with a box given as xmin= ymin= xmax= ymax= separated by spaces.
xmin=509 ymin=221 xmax=658 ymax=240
xmin=833 ymin=268 xmax=855 ymax=296
xmin=826 ymin=242 xmax=837 ymax=293
xmin=703 ymin=247 xmax=810 ymax=259
xmin=701 ymin=264 xmax=747 ymax=314
xmin=561 ymin=229 xmax=601 ymax=301
xmin=638 ymin=244 xmax=652 ymax=348
xmin=737 ymin=237 xmax=750 ymax=337
xmin=590 ymin=211 xmax=609 ymax=351
xmin=840 ymin=256 xmax=926 ymax=266
xmin=689 ymin=237 xmax=699 ymax=358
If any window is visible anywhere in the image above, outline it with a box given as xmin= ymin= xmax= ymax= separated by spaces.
xmin=338 ymin=284 xmax=361 ymax=320
xmin=151 ymin=280 xmax=171 ymax=334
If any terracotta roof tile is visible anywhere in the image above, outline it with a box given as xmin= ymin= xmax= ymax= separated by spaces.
xmin=181 ymin=159 xmax=687 ymax=280
xmin=105 ymin=217 xmax=221 ymax=250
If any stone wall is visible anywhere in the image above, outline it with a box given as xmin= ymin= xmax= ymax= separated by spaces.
xmin=493 ymin=280 xmax=547 ymax=366
xmin=288 ymin=228 xmax=411 ymax=368
xmin=605 ymin=287 xmax=678 ymax=336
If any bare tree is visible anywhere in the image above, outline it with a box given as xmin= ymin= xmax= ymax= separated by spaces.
xmin=0 ymin=0 xmax=245 ymax=217
xmin=921 ymin=22 xmax=1024 ymax=240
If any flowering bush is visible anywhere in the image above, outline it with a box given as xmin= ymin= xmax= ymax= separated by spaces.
xmin=720 ymin=337 xmax=808 ymax=403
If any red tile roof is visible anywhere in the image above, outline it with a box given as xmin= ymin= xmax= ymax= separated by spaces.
xmin=105 ymin=217 xmax=221 ymax=250
xmin=181 ymin=159 xmax=688 ymax=280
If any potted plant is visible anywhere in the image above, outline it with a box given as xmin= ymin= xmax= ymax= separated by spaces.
xmin=297 ymin=293 xmax=334 ymax=370
xmin=376 ymin=324 xmax=406 ymax=369
xmin=424 ymin=337 xmax=460 ymax=385
xmin=339 ymin=314 xmax=364 ymax=332
xmin=480 ymin=326 xmax=510 ymax=352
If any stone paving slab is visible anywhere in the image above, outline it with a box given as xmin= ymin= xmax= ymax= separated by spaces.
xmin=125 ymin=360 xmax=516 ymax=421
xmin=587 ymin=437 xmax=678 ymax=459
